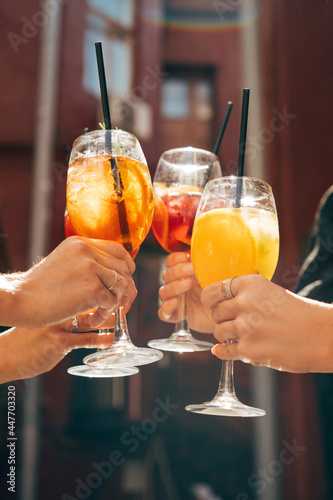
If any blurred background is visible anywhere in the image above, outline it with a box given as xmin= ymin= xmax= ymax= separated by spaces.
xmin=1 ymin=0 xmax=333 ymax=499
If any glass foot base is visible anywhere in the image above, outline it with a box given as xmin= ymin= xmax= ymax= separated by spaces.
xmin=83 ymin=346 xmax=163 ymax=368
xmin=67 ymin=365 xmax=139 ymax=378
xmin=148 ymin=332 xmax=214 ymax=353
xmin=185 ymin=396 xmax=266 ymax=417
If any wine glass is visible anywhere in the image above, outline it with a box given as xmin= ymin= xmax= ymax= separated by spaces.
xmin=64 ymin=210 xmax=140 ymax=377
xmin=66 ymin=128 xmax=163 ymax=371
xmin=67 ymin=329 xmax=140 ymax=377
xmin=148 ymin=147 xmax=222 ymax=352
xmin=185 ymin=176 xmax=279 ymax=416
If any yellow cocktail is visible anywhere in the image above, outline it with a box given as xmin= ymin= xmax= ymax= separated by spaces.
xmin=186 ymin=176 xmax=279 ymax=417
xmin=192 ymin=207 xmax=279 ymax=288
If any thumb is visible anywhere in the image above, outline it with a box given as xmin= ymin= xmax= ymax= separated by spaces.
xmin=65 ymin=331 xmax=114 ymax=351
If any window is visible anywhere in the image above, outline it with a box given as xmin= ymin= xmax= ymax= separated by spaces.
xmin=83 ymin=0 xmax=133 ymax=98
xmin=88 ymin=0 xmax=134 ymax=27
xmin=161 ymin=71 xmax=213 ymax=121
xmin=164 ymin=0 xmax=242 ymax=26
xmin=158 ymin=67 xmax=215 ymax=152
xmin=161 ymin=79 xmax=190 ymax=118
xmin=194 ymin=78 xmax=213 ymax=121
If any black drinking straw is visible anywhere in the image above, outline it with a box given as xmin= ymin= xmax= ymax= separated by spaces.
xmin=213 ymin=101 xmax=233 ymax=156
xmin=203 ymin=101 xmax=233 ymax=185
xmin=95 ymin=42 xmax=112 ymax=131
xmin=94 ymin=41 xmax=132 ymax=252
xmin=236 ymin=89 xmax=250 ymax=205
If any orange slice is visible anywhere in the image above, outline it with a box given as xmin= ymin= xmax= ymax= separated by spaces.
xmin=191 ymin=208 xmax=258 ymax=288
xmin=67 ymin=154 xmax=154 ymax=251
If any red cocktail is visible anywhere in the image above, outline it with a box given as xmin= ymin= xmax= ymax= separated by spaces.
xmin=149 ymin=146 xmax=222 ymax=352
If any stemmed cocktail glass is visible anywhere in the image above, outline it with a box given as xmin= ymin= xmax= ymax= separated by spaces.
xmin=148 ymin=147 xmax=221 ymax=352
xmin=186 ymin=176 xmax=279 ymax=416
xmin=64 ymin=212 xmax=140 ymax=378
xmin=66 ymin=128 xmax=163 ymax=374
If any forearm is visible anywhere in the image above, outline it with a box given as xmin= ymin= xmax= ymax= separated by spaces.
xmin=309 ymin=301 xmax=333 ymax=372
xmin=0 ymin=327 xmax=44 ymax=384
xmin=279 ymin=292 xmax=333 ymax=372
xmin=205 ymin=275 xmax=333 ymax=374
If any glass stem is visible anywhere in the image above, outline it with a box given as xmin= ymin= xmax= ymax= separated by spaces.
xmin=216 ymin=360 xmax=237 ymax=398
xmin=113 ymin=306 xmax=133 ymax=346
xmin=175 ymin=292 xmax=190 ymax=333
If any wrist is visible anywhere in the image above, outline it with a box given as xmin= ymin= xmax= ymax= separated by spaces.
xmin=314 ymin=303 xmax=333 ymax=372
xmin=0 ymin=329 xmax=17 ymax=384
xmin=0 ymin=272 xmax=29 ymax=328
xmin=0 ymin=276 xmax=18 ymax=327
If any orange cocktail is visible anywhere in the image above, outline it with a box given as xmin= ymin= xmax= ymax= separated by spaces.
xmin=67 ymin=154 xmax=154 ymax=252
xmin=65 ymin=128 xmax=162 ymax=374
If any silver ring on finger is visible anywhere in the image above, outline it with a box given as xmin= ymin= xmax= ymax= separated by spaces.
xmin=221 ymin=277 xmax=236 ymax=299
xmin=72 ymin=316 xmax=79 ymax=333
xmin=108 ymin=270 xmax=122 ymax=294
xmin=223 ymin=339 xmax=238 ymax=345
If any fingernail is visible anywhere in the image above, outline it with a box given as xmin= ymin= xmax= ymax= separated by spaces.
xmin=211 ymin=344 xmax=223 ymax=356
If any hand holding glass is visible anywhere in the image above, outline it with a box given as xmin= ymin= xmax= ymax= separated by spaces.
xmin=149 ymin=147 xmax=221 ymax=352
xmin=186 ymin=176 xmax=279 ymax=416
xmin=66 ymin=129 xmax=163 ymax=375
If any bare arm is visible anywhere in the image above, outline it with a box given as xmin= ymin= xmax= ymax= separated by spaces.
xmin=0 ymin=313 xmax=115 ymax=384
xmin=0 ymin=236 xmax=137 ymax=330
